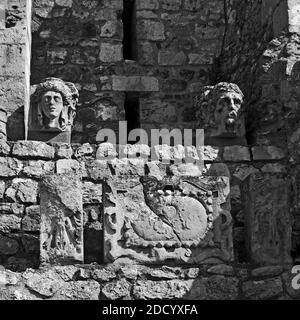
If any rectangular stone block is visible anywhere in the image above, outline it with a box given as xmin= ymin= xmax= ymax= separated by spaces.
xmin=242 ymin=173 xmax=292 ymax=266
xmin=0 ymin=1 xmax=6 ymax=30
xmin=136 ymin=0 xmax=159 ymax=10
xmin=104 ymin=175 xmax=233 ymax=264
xmin=137 ymin=20 xmax=165 ymax=41
xmin=40 ymin=173 xmax=84 ymax=265
xmin=112 ymin=75 xmax=159 ymax=92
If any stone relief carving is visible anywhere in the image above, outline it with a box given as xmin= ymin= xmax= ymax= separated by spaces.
xmin=195 ymin=82 xmax=246 ymax=145
xmin=40 ymin=174 xmax=84 ymax=265
xmin=29 ymin=78 xmax=79 ymax=143
xmin=242 ymin=172 xmax=292 ymax=266
xmin=104 ymin=175 xmax=233 ymax=264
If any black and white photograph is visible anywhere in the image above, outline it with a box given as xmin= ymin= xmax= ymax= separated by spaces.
xmin=0 ymin=0 xmax=299 ymax=313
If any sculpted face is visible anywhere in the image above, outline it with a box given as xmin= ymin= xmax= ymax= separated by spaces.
xmin=214 ymin=91 xmax=243 ymax=132
xmin=40 ymin=91 xmax=64 ymax=120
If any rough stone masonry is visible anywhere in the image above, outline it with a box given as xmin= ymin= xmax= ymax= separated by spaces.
xmin=0 ymin=0 xmax=299 ymax=301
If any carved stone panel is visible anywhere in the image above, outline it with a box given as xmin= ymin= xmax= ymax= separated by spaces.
xmin=29 ymin=78 xmax=79 ymax=143
xmin=40 ymin=173 xmax=84 ymax=265
xmin=104 ymin=175 xmax=233 ymax=264
xmin=242 ymin=172 xmax=292 ymax=266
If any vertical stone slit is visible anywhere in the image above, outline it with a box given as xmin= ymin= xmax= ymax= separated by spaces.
xmin=124 ymin=92 xmax=140 ymax=140
xmin=122 ymin=0 xmax=137 ymax=61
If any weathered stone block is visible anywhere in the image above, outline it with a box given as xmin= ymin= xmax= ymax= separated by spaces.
xmin=112 ymin=75 xmax=159 ymax=92
xmin=25 ymin=270 xmax=64 ymax=298
xmin=223 ymin=146 xmax=251 ymax=162
xmin=242 ymin=277 xmax=283 ymax=300
xmin=0 ymin=235 xmax=19 ymax=255
xmin=22 ymin=206 xmax=40 ymax=232
xmin=101 ymin=279 xmax=132 ymax=300
xmin=5 ymin=179 xmax=39 ymax=203
xmin=23 ymin=160 xmax=55 ymax=178
xmin=198 ymin=146 xmax=221 ymax=161
xmin=55 ymin=143 xmax=73 ymax=159
xmin=242 ymin=173 xmax=292 ymax=266
xmin=99 ymin=43 xmax=123 ymax=63
xmin=40 ymin=174 xmax=83 ymax=265
xmin=204 ymin=276 xmax=239 ymax=300
xmin=55 ymin=0 xmax=73 ymax=7
xmin=136 ymin=0 xmax=159 ymax=10
xmin=0 ymin=140 xmax=10 ymax=156
xmin=0 ymin=215 xmax=21 ymax=233
xmin=53 ymin=280 xmax=100 ymax=300
xmin=86 ymin=160 xmax=111 ymax=181
xmin=252 ymin=146 xmax=286 ymax=161
xmin=133 ymin=280 xmax=197 ymax=299
xmin=104 ymin=175 xmax=233 ymax=264
xmin=158 ymin=50 xmax=186 ymax=65
xmin=0 ymin=203 xmax=24 ymax=216
xmin=137 ymin=21 xmax=165 ymax=41
xmin=0 ymin=158 xmax=23 ymax=177
xmin=12 ymin=141 xmax=55 ymax=159
xmin=56 ymin=159 xmax=86 ymax=176
xmin=162 ymin=0 xmax=182 ymax=10
xmin=74 ymin=143 xmax=94 ymax=158
xmin=251 ymin=266 xmax=283 ymax=278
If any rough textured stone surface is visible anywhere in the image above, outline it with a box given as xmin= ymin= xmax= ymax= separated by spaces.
xmin=0 ymin=235 xmax=19 ymax=255
xmin=242 ymin=277 xmax=283 ymax=300
xmin=22 ymin=206 xmax=40 ymax=232
xmin=53 ymin=280 xmax=100 ymax=300
xmin=40 ymin=174 xmax=83 ymax=265
xmin=133 ymin=280 xmax=195 ymax=300
xmin=223 ymin=146 xmax=251 ymax=162
xmin=101 ymin=279 xmax=131 ymax=300
xmin=12 ymin=141 xmax=55 ymax=159
xmin=5 ymin=179 xmax=39 ymax=203
xmin=242 ymin=173 xmax=292 ymax=266
xmin=252 ymin=146 xmax=286 ymax=161
xmin=0 ymin=158 xmax=23 ymax=177
xmin=104 ymin=175 xmax=232 ymax=264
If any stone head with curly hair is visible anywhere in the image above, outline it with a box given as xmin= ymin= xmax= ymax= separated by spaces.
xmin=30 ymin=78 xmax=79 ymax=132
xmin=195 ymin=82 xmax=245 ymax=140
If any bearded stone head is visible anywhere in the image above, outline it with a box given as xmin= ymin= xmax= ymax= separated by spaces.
xmin=195 ymin=82 xmax=245 ymax=143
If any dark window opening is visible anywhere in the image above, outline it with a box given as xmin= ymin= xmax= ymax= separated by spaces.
xmin=124 ymin=93 xmax=140 ymax=142
xmin=122 ymin=0 xmax=137 ymax=61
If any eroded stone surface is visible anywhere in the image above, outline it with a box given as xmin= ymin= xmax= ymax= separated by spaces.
xmin=104 ymin=175 xmax=233 ymax=264
xmin=242 ymin=173 xmax=292 ymax=266
xmin=40 ymin=173 xmax=83 ymax=265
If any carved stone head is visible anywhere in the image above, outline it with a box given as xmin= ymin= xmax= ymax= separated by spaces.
xmin=30 ymin=78 xmax=79 ymax=132
xmin=195 ymin=82 xmax=245 ymax=143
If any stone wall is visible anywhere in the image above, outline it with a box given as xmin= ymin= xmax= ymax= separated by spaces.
xmin=0 ymin=0 xmax=299 ymax=301
xmin=0 ymin=263 xmax=298 ymax=300
xmin=30 ymin=0 xmax=225 ymax=143
xmin=220 ymin=0 xmax=300 ymax=261
xmin=0 ymin=0 xmax=28 ymax=141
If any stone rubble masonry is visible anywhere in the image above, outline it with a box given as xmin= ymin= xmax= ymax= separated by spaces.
xmin=0 ymin=264 xmax=296 ymax=300
xmin=0 ymin=140 xmax=290 ymax=274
